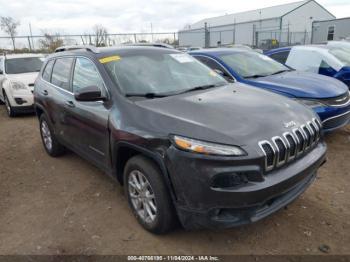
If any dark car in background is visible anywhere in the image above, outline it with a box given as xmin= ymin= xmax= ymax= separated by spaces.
xmin=34 ymin=46 xmax=326 ymax=234
xmin=190 ymin=48 xmax=350 ymax=132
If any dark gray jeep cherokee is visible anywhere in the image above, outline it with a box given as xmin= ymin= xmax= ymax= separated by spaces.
xmin=34 ymin=45 xmax=327 ymax=234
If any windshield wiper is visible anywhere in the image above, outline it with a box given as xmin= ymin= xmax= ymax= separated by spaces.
xmin=125 ymin=92 xmax=171 ymax=98
xmin=177 ymin=83 xmax=224 ymax=94
xmin=269 ymin=69 xmax=291 ymax=76
xmin=244 ymin=74 xmax=268 ymax=79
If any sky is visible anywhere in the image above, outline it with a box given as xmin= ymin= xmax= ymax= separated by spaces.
xmin=0 ymin=0 xmax=349 ymax=36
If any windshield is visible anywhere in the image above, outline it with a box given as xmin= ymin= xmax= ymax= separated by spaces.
xmin=104 ymin=52 xmax=227 ymax=96
xmin=5 ymin=57 xmax=43 ymax=74
xmin=219 ymin=51 xmax=290 ymax=78
xmin=329 ymin=48 xmax=350 ymax=66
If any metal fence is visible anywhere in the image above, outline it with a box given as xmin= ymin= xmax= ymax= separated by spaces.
xmin=256 ymin=30 xmax=311 ymax=50
xmin=0 ymin=32 xmax=178 ymax=53
xmin=179 ymin=25 xmax=312 ymax=50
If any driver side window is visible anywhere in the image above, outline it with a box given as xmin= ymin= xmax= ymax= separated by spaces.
xmin=72 ymin=58 xmax=104 ymax=93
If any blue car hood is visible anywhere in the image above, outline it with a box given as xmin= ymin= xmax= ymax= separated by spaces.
xmin=252 ymin=71 xmax=348 ymax=99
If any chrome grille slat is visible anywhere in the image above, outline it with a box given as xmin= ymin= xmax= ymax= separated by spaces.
xmin=259 ymin=120 xmax=321 ymax=172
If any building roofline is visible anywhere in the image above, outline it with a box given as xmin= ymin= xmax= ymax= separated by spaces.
xmin=313 ymin=17 xmax=350 ymax=24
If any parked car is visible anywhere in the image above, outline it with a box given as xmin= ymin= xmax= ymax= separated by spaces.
xmin=34 ymin=45 xmax=326 ymax=234
xmin=265 ymin=45 xmax=350 ymax=88
xmin=0 ymin=53 xmax=44 ymax=117
xmin=189 ymin=49 xmax=350 ymax=132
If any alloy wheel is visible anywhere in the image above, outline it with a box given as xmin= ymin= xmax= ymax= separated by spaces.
xmin=41 ymin=120 xmax=53 ymax=151
xmin=128 ymin=170 xmax=158 ymax=224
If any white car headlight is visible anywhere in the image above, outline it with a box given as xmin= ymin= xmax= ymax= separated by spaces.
xmin=11 ymin=81 xmax=27 ymax=90
xmin=295 ymin=99 xmax=325 ymax=108
xmin=172 ymin=135 xmax=247 ymax=156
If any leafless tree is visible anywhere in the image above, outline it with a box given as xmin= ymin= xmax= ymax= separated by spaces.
xmin=0 ymin=16 xmax=20 ymax=51
xmin=39 ymin=31 xmax=64 ymax=52
xmin=92 ymin=24 xmax=108 ymax=47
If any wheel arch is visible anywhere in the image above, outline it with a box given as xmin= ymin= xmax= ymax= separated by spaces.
xmin=112 ymin=141 xmax=177 ymax=201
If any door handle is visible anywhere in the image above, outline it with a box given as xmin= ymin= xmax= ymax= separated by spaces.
xmin=42 ymin=90 xmax=48 ymax=96
xmin=65 ymin=101 xmax=75 ymax=108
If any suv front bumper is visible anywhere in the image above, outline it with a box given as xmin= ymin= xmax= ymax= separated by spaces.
xmin=166 ymin=142 xmax=327 ymax=229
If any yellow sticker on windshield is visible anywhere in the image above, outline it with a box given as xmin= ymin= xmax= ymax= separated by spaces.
xmin=99 ymin=55 xmax=121 ymax=64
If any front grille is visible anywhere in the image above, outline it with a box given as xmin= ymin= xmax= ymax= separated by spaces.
xmin=259 ymin=118 xmax=321 ymax=172
xmin=322 ymin=110 xmax=350 ymax=130
xmin=321 ymin=92 xmax=350 ymax=107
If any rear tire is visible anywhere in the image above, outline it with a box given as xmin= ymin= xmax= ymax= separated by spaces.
xmin=39 ymin=114 xmax=65 ymax=157
xmin=4 ymin=93 xmax=15 ymax=117
xmin=124 ymin=155 xmax=177 ymax=234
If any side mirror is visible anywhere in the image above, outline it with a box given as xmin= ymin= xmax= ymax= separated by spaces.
xmin=74 ymin=85 xmax=105 ymax=102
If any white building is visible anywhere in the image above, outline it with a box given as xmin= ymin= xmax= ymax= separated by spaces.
xmin=179 ymin=0 xmax=335 ymax=48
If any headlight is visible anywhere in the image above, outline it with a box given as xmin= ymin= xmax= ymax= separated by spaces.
xmin=295 ymin=99 xmax=325 ymax=108
xmin=171 ymin=135 xmax=247 ymax=156
xmin=11 ymin=81 xmax=27 ymax=90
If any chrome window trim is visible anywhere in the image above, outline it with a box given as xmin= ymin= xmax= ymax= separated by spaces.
xmin=258 ymin=140 xmax=276 ymax=172
xmin=40 ymin=55 xmax=110 ymax=100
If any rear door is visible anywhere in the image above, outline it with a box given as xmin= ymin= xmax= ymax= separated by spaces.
xmin=0 ymin=57 xmax=4 ymax=102
xmin=46 ymin=57 xmax=76 ymax=147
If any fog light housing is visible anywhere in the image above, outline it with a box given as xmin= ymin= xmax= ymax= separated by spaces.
xmin=211 ymin=173 xmax=248 ymax=188
xmin=14 ymin=98 xmax=27 ymax=105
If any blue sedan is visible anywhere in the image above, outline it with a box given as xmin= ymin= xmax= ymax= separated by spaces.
xmin=189 ymin=48 xmax=350 ymax=132
xmin=265 ymin=45 xmax=350 ymax=87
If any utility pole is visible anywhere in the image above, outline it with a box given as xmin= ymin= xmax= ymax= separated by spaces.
xmin=150 ymin=22 xmax=154 ymax=42
xmin=29 ymin=23 xmax=34 ymax=50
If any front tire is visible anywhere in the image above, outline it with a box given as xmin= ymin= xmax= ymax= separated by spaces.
xmin=124 ymin=155 xmax=177 ymax=234
xmin=4 ymin=92 xmax=15 ymax=117
xmin=39 ymin=114 xmax=65 ymax=157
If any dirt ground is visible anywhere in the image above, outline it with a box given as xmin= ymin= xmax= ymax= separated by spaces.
xmin=0 ymin=106 xmax=349 ymax=256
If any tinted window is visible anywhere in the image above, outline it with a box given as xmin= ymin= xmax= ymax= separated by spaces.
xmin=269 ymin=51 xmax=290 ymax=64
xmin=72 ymin=58 xmax=104 ymax=92
xmin=42 ymin=60 xmax=54 ymax=82
xmin=51 ymin=58 xmax=74 ymax=91
xmin=5 ymin=57 xmax=43 ymax=74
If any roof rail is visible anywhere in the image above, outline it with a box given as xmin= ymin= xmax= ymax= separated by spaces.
xmin=54 ymin=45 xmax=100 ymax=53
xmin=124 ymin=43 xmax=175 ymax=49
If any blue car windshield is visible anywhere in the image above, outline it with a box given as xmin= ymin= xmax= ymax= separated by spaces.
xmin=219 ymin=51 xmax=290 ymax=78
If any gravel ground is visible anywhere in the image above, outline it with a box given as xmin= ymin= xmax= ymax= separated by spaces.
xmin=0 ymin=106 xmax=349 ymax=255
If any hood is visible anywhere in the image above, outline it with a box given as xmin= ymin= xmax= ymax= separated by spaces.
xmin=252 ymin=71 xmax=348 ymax=99
xmin=7 ymin=72 xmax=39 ymax=87
xmin=127 ymin=83 xmax=316 ymax=149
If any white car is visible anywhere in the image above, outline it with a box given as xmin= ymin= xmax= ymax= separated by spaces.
xmin=0 ymin=54 xmax=44 ymax=117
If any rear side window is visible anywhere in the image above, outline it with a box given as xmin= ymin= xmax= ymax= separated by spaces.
xmin=42 ymin=60 xmax=54 ymax=82
xmin=51 ymin=58 xmax=74 ymax=91
xmin=269 ymin=51 xmax=290 ymax=64
xmin=72 ymin=57 xmax=104 ymax=92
